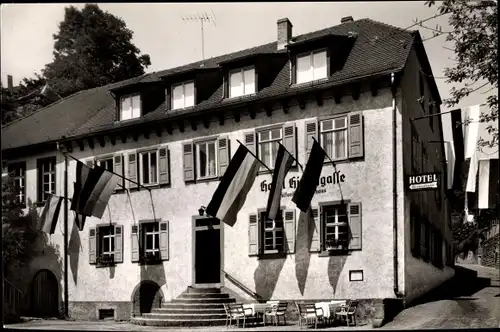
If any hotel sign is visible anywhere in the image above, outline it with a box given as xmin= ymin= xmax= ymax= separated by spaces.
xmin=407 ymin=173 xmax=440 ymax=191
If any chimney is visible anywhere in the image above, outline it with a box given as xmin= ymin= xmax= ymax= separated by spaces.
xmin=277 ymin=18 xmax=293 ymax=50
xmin=7 ymin=75 xmax=13 ymax=92
xmin=341 ymin=16 xmax=354 ymax=23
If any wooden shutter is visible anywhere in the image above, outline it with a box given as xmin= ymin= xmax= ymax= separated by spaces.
xmin=114 ymin=225 xmax=123 ymax=263
xmin=283 ymin=123 xmax=297 ymax=165
xmin=244 ymin=131 xmax=256 ymax=154
xmin=348 ymin=202 xmax=362 ymax=250
xmin=114 ymin=155 xmax=124 ymax=191
xmin=309 ymin=207 xmax=320 ymax=252
xmin=159 ymin=221 xmax=169 ymax=260
xmin=89 ymin=227 xmax=97 ymax=264
xmin=348 ymin=112 xmax=364 ymax=158
xmin=248 ymin=214 xmax=259 ymax=256
xmin=165 ymin=87 xmax=171 ymax=111
xmin=218 ymin=136 xmax=229 ymax=177
xmin=127 ymin=153 xmax=138 ymax=189
xmin=284 ymin=209 xmax=296 ymax=254
xmin=131 ymin=225 xmax=140 ymax=263
xmin=183 ymin=141 xmax=195 ymax=182
xmin=305 ymin=119 xmax=318 ymax=160
xmin=159 ymin=147 xmax=170 ymax=185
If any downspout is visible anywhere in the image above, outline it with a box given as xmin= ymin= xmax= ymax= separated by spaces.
xmin=391 ymin=72 xmax=403 ymax=299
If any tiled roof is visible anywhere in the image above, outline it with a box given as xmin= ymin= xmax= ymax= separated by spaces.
xmin=2 ymin=18 xmax=415 ymax=151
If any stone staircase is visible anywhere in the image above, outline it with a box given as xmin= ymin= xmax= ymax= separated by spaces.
xmin=131 ymin=286 xmax=236 ymax=326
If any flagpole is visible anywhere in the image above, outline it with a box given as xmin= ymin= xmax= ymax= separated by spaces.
xmin=66 ymin=154 xmax=151 ymax=192
xmin=312 ymin=137 xmax=345 ymax=204
xmin=56 ymin=143 xmax=69 ymax=318
xmin=236 ymin=139 xmax=273 ymax=173
xmin=277 ymin=141 xmax=304 ymax=171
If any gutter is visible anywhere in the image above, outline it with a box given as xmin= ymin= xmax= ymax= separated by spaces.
xmin=391 ymin=72 xmax=404 ymax=299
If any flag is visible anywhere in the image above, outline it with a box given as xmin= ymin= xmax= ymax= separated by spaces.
xmin=266 ymin=144 xmax=294 ymax=220
xmin=206 ymin=144 xmax=260 ymax=226
xmin=38 ymin=194 xmax=63 ymax=234
xmin=478 ymin=159 xmax=499 ymax=209
xmin=71 ymin=160 xmax=92 ymax=214
xmin=74 ymin=212 xmax=87 ymax=231
xmin=80 ymin=166 xmax=120 ymax=219
xmin=292 ymin=140 xmax=326 ymax=213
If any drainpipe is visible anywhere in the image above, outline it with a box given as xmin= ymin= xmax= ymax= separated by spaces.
xmin=391 ymin=73 xmax=403 ymax=299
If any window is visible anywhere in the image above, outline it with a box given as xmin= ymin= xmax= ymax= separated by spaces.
xmin=89 ymin=225 xmax=123 ymax=265
xmin=229 ymin=67 xmax=256 ymax=98
xmin=100 ymin=226 xmax=115 ymax=259
xmin=320 ymin=117 xmax=348 ymax=160
xmin=142 ymin=222 xmax=160 ymax=259
xmin=7 ymin=162 xmax=26 ymax=206
xmin=322 ymin=204 xmax=349 ymax=250
xmin=296 ymin=50 xmax=327 ymax=84
xmin=97 ymin=157 xmax=113 ymax=172
xmin=139 ymin=150 xmax=158 ymax=186
xmin=172 ymin=81 xmax=195 ymax=110
xmin=131 ymin=221 xmax=169 ymax=263
xmin=120 ymin=94 xmax=141 ymax=121
xmin=37 ymin=157 xmax=56 ymax=202
xmin=260 ymin=210 xmax=284 ymax=253
xmin=258 ymin=127 xmax=282 ymax=169
xmin=196 ymin=140 xmax=218 ymax=179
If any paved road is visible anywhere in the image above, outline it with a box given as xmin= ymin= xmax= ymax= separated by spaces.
xmin=384 ymin=264 xmax=500 ymax=329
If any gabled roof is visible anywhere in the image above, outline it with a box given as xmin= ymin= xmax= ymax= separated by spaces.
xmin=2 ymin=18 xmax=417 ymax=152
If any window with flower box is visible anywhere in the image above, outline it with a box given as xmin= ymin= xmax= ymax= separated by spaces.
xmin=89 ymin=224 xmax=123 ymax=266
xmin=131 ymin=220 xmax=169 ymax=264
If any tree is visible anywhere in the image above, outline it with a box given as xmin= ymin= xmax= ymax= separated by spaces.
xmin=42 ymin=4 xmax=151 ymax=97
xmin=424 ymin=0 xmax=498 ymax=149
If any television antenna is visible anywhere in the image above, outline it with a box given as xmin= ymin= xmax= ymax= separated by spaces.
xmin=182 ymin=10 xmax=217 ymax=62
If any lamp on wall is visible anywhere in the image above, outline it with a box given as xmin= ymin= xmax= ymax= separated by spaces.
xmin=198 ymin=206 xmax=206 ymax=216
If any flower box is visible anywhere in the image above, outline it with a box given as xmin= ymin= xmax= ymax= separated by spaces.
xmin=141 ymin=252 xmax=160 ymax=264
xmin=97 ymin=254 xmax=114 ymax=266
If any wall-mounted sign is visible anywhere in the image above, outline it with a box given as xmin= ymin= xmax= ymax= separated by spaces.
xmin=260 ymin=170 xmax=346 ymax=197
xmin=406 ymin=173 xmax=440 ymax=191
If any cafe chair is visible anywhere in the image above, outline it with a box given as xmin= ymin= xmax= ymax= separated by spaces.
xmin=334 ymin=300 xmax=359 ymax=327
xmin=264 ymin=301 xmax=288 ymax=326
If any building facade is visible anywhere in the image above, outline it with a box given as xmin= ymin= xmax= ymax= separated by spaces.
xmin=2 ymin=16 xmax=455 ymax=325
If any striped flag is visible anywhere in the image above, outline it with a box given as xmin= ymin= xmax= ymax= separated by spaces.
xmin=38 ymin=194 xmax=63 ymax=234
xmin=80 ymin=166 xmax=120 ymax=219
xmin=292 ymin=140 xmax=326 ymax=213
xmin=266 ymin=144 xmax=294 ymax=220
xmin=206 ymin=144 xmax=260 ymax=226
xmin=74 ymin=212 xmax=87 ymax=231
xmin=71 ymin=160 xmax=92 ymax=214
xmin=478 ymin=159 xmax=499 ymax=209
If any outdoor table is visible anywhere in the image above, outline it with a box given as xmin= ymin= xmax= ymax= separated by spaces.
xmin=242 ymin=303 xmax=271 ymax=316
xmin=315 ymin=300 xmax=347 ymax=320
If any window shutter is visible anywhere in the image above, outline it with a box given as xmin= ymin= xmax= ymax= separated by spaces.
xmin=348 ymin=112 xmax=364 ymax=158
xmin=89 ymin=227 xmax=97 ymax=264
xmin=284 ymin=209 xmax=296 ymax=254
xmin=114 ymin=225 xmax=123 ymax=263
xmin=248 ymin=214 xmax=259 ymax=256
xmin=159 ymin=147 xmax=170 ymax=185
xmin=131 ymin=225 xmax=140 ymax=263
xmin=218 ymin=136 xmax=229 ymax=177
xmin=127 ymin=153 xmax=138 ymax=189
xmin=114 ymin=155 xmax=124 ymax=191
xmin=159 ymin=221 xmax=169 ymax=260
xmin=165 ymin=87 xmax=171 ymax=111
xmin=348 ymin=202 xmax=362 ymax=250
xmin=283 ymin=124 xmax=297 ymax=165
xmin=309 ymin=207 xmax=320 ymax=252
xmin=183 ymin=141 xmax=195 ymax=182
xmin=244 ymin=131 xmax=256 ymax=154
xmin=305 ymin=119 xmax=318 ymax=160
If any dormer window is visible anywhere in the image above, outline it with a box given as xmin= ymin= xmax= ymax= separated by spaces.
xmin=172 ymin=81 xmax=195 ymax=110
xmin=229 ymin=67 xmax=256 ymax=98
xmin=120 ymin=93 xmax=141 ymax=121
xmin=296 ymin=49 xmax=327 ymax=84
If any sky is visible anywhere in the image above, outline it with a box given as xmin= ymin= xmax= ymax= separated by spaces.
xmin=1 ymin=2 xmax=497 ymax=158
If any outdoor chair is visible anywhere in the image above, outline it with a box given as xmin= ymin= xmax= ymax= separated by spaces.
xmin=263 ymin=301 xmax=288 ymax=326
xmin=226 ymin=303 xmax=254 ymax=328
xmin=334 ymin=300 xmax=359 ymax=326
xmin=295 ymin=301 xmax=324 ymax=329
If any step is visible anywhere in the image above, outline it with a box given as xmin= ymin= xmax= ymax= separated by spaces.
xmin=131 ymin=316 xmax=227 ymax=327
xmin=186 ymin=287 xmax=221 ymax=294
xmin=142 ymin=312 xmax=227 ymax=320
xmin=172 ymin=297 xmax=235 ymax=304
xmin=152 ymin=307 xmax=226 ymax=314
xmin=160 ymin=302 xmax=227 ymax=310
xmin=179 ymin=292 xmax=229 ymax=299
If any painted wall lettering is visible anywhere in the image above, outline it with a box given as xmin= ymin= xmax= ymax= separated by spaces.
xmin=260 ymin=170 xmax=346 ymax=193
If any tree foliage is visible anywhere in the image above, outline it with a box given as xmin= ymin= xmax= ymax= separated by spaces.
xmin=42 ymin=4 xmax=151 ymax=97
xmin=425 ymin=0 xmax=498 ymax=148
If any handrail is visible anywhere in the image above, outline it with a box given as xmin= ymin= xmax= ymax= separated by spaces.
xmin=221 ymin=270 xmax=264 ymax=303
xmin=3 ymin=278 xmax=23 ymax=295
xmin=3 ymin=278 xmax=23 ymax=316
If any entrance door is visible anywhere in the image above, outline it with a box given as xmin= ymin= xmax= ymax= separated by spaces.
xmin=194 ymin=218 xmax=221 ymax=284
xmin=31 ymin=270 xmax=59 ymax=317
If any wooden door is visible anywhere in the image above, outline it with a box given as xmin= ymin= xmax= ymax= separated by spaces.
xmin=31 ymin=270 xmax=58 ymax=317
